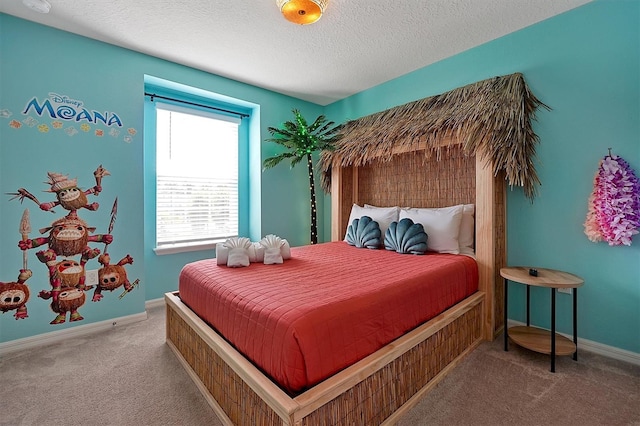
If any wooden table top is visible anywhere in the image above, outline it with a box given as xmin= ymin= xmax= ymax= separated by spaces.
xmin=500 ymin=266 xmax=584 ymax=289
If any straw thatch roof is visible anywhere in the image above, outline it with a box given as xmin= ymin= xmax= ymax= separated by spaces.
xmin=319 ymin=73 xmax=549 ymax=200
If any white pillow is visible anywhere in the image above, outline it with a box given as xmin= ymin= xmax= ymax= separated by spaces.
xmin=345 ymin=204 xmax=399 ymax=241
xmin=399 ymin=205 xmax=464 ymax=254
xmin=458 ymin=204 xmax=475 ymax=255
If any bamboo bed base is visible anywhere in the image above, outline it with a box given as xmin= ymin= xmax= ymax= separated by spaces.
xmin=166 ymin=290 xmax=484 ymax=425
xmin=165 ymin=142 xmax=506 ymax=425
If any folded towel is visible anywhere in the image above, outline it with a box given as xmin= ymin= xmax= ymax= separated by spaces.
xmin=219 ymin=241 xmax=266 ymax=265
xmin=263 ymin=247 xmax=283 ymax=264
xmin=227 ymin=248 xmax=250 ymax=267
xmin=223 ymin=237 xmax=251 ymax=249
xmin=281 ymin=239 xmax=291 ymax=260
xmin=224 ymin=237 xmax=251 ymax=267
xmin=260 ymin=234 xmax=284 ymax=265
xmin=216 ymin=236 xmax=290 ymax=266
xmin=251 ymin=242 xmax=265 ymax=263
xmin=215 ymin=243 xmax=228 ymax=266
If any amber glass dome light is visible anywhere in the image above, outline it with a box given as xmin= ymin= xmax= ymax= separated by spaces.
xmin=276 ymin=0 xmax=328 ymax=25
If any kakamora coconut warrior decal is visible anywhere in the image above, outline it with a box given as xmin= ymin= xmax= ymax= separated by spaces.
xmin=2 ymin=167 xmax=139 ymax=324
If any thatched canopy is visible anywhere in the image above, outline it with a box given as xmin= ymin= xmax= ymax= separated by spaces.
xmin=319 ymin=73 xmax=549 ymax=200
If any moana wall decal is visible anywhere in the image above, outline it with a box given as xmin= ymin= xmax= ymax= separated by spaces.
xmin=4 ymin=166 xmax=139 ymax=325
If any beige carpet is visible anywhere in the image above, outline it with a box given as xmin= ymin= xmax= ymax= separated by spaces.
xmin=1 ymin=304 xmax=638 ymax=426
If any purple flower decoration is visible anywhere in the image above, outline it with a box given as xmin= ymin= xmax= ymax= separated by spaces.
xmin=584 ymin=154 xmax=640 ymax=246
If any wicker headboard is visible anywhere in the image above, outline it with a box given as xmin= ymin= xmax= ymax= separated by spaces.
xmin=330 ymin=141 xmax=506 ymax=340
xmin=337 ymin=145 xmax=474 ymax=221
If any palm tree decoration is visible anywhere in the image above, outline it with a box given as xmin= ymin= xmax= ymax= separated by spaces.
xmin=264 ymin=109 xmax=341 ymax=244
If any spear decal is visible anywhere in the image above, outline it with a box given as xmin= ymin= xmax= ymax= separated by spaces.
xmin=7 ymin=188 xmax=54 ymax=212
xmin=19 ymin=209 xmax=31 ymax=270
xmin=119 ymin=279 xmax=140 ymax=299
xmin=104 ymin=197 xmax=118 ymax=254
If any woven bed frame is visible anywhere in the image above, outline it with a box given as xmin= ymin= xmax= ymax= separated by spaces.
xmin=165 ymin=141 xmax=506 ymax=425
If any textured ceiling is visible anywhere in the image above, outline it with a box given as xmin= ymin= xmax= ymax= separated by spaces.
xmin=1 ymin=0 xmax=592 ymax=105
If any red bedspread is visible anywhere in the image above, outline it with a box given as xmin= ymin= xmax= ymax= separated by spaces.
xmin=178 ymin=241 xmax=478 ymax=394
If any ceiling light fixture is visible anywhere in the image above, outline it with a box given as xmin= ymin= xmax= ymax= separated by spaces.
xmin=22 ymin=0 xmax=51 ymax=14
xmin=276 ymin=0 xmax=328 ymax=25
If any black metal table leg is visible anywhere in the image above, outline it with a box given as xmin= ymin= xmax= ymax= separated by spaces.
xmin=573 ymin=288 xmax=578 ymax=361
xmin=526 ymin=285 xmax=531 ymax=326
xmin=551 ymin=288 xmax=556 ymax=373
xmin=504 ymin=278 xmax=508 ymax=351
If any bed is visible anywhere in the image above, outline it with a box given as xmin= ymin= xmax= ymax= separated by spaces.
xmin=178 ymin=242 xmax=479 ymax=395
xmin=165 ymin=73 xmax=545 ymax=425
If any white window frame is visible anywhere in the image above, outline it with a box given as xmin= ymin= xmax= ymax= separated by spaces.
xmin=153 ymin=101 xmax=241 ymax=255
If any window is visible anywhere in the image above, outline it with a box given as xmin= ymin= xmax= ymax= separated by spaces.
xmin=155 ymin=102 xmax=240 ymax=251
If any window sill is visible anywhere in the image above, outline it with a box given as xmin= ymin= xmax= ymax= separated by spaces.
xmin=154 ymin=241 xmax=220 ymax=256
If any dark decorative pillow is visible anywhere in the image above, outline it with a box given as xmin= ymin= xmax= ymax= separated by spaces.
xmin=384 ymin=218 xmax=428 ymax=254
xmin=345 ymin=216 xmax=382 ymax=249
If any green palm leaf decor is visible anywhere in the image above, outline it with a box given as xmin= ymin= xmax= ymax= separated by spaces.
xmin=264 ymin=109 xmax=341 ymax=244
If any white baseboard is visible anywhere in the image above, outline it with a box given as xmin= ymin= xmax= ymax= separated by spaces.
xmin=0 ymin=299 xmax=168 ymax=355
xmin=507 ymin=319 xmax=640 ymax=366
xmin=0 ymin=310 xmax=148 ymax=356
xmin=145 ymin=297 xmax=165 ymax=309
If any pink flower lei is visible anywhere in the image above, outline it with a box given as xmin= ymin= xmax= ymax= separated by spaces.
xmin=584 ymin=154 xmax=640 ymax=246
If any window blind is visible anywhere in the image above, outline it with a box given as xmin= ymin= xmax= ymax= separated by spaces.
xmin=155 ymin=103 xmax=239 ymax=247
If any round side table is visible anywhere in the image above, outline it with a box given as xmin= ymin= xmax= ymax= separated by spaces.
xmin=501 ymin=266 xmax=584 ymax=372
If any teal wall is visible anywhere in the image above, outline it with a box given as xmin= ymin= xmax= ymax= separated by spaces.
xmin=0 ymin=14 xmax=322 ymax=343
xmin=2 ymin=0 xmax=638 ymax=354
xmin=325 ymin=0 xmax=639 ymax=353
